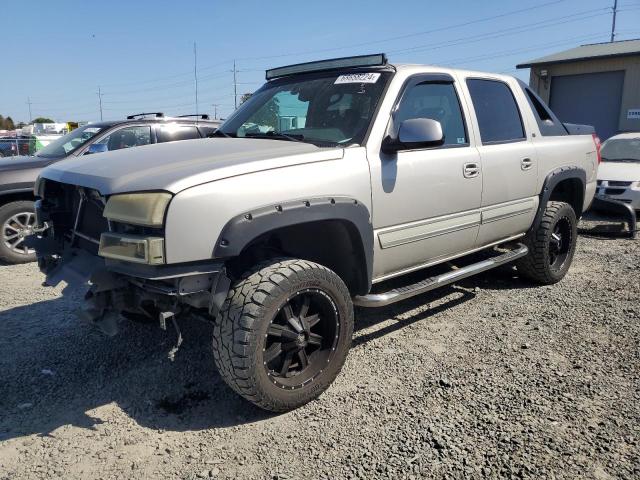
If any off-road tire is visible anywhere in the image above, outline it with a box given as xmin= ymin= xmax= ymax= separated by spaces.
xmin=517 ymin=201 xmax=577 ymax=285
xmin=0 ymin=200 xmax=36 ymax=264
xmin=212 ymin=258 xmax=354 ymax=412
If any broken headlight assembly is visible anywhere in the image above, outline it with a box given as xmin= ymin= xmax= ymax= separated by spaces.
xmin=99 ymin=192 xmax=172 ymax=264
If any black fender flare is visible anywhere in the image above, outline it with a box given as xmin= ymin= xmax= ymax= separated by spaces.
xmin=530 ymin=166 xmax=586 ymax=232
xmin=213 ymin=196 xmax=374 ymax=290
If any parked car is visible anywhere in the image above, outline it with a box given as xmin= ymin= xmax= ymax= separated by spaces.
xmin=0 ymin=113 xmax=219 ymax=263
xmin=0 ymin=136 xmax=32 ymax=157
xmin=595 ymin=132 xmax=640 ymax=211
xmin=32 ymin=54 xmax=597 ymax=412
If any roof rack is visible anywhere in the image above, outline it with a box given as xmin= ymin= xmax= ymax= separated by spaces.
xmin=176 ymin=114 xmax=210 ymax=120
xmin=126 ymin=112 xmax=165 ymax=119
xmin=266 ymin=53 xmax=388 ymax=80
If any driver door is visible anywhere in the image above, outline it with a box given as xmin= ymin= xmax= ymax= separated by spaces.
xmin=368 ymin=74 xmax=482 ymax=281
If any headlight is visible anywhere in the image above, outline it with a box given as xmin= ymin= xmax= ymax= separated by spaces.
xmin=98 ymin=233 xmax=165 ymax=264
xmin=103 ymin=192 xmax=172 ymax=227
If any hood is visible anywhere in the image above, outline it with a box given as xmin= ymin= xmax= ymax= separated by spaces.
xmin=0 ymin=155 xmax=53 ymax=173
xmin=597 ymin=161 xmax=640 ymax=182
xmin=40 ymin=138 xmax=343 ymax=195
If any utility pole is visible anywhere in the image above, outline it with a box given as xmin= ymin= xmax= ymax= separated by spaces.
xmin=232 ymin=60 xmax=238 ymax=110
xmin=194 ymin=42 xmax=199 ymax=118
xmin=610 ymin=0 xmax=618 ymax=42
xmin=26 ymin=97 xmax=32 ymax=123
xmin=97 ymin=87 xmax=103 ymax=121
xmin=212 ymin=103 xmax=219 ymax=119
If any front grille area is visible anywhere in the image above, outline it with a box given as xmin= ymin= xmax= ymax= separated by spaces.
xmin=43 ymin=180 xmax=109 ymax=255
xmin=608 ymin=180 xmax=633 ymax=187
xmin=604 ymin=188 xmax=626 ymax=196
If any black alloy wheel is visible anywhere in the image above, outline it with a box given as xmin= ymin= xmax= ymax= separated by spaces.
xmin=263 ymin=288 xmax=340 ymax=390
xmin=548 ymin=216 xmax=572 ymax=271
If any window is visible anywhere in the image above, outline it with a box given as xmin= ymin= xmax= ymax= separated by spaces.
xmin=34 ymin=125 xmax=106 ymax=158
xmin=466 ymin=79 xmax=525 ymax=144
xmin=95 ymin=126 xmax=151 ymax=151
xmin=522 ymin=85 xmax=568 ymax=137
xmin=220 ymin=72 xmax=391 ymax=146
xmin=198 ymin=126 xmax=218 ymax=137
xmin=156 ymin=124 xmax=201 ymax=143
xmin=394 ymin=81 xmax=468 ymax=147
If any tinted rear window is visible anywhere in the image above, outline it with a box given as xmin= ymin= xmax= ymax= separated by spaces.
xmin=156 ymin=125 xmax=201 ymax=143
xmin=467 ymin=79 xmax=525 ymax=144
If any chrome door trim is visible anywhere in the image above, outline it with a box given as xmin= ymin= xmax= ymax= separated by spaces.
xmin=377 ymin=210 xmax=481 ymax=249
xmin=480 ymin=197 xmax=536 ymax=224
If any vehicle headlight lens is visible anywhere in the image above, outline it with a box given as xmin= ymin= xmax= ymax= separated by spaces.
xmin=98 ymin=233 xmax=165 ymax=264
xmin=103 ymin=192 xmax=172 ymax=227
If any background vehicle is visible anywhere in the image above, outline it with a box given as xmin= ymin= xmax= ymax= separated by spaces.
xmin=596 ymin=132 xmax=640 ymax=211
xmin=32 ymin=54 xmax=597 ymax=412
xmin=0 ymin=136 xmax=32 ymax=157
xmin=0 ymin=113 xmax=219 ymax=263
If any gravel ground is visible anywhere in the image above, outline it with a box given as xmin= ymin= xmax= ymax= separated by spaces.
xmin=0 ymin=226 xmax=638 ymax=479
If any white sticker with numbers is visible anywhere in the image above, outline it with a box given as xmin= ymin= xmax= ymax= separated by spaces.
xmin=335 ymin=73 xmax=381 ymax=84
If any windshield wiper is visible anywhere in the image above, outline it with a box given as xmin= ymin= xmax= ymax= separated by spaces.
xmin=244 ymin=131 xmax=305 ymax=143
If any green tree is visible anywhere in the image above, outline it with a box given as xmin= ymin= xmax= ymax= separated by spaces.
xmin=32 ymin=117 xmax=54 ymax=124
xmin=4 ymin=116 xmax=15 ymax=130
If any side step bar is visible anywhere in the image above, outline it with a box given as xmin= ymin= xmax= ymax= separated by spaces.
xmin=354 ymin=244 xmax=529 ymax=308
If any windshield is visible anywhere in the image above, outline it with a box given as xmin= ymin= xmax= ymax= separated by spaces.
xmin=601 ymin=137 xmax=640 ymax=163
xmin=219 ymin=71 xmax=392 ymax=147
xmin=35 ymin=125 xmax=107 ymax=158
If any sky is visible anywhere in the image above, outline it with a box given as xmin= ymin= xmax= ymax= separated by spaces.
xmin=1 ymin=0 xmax=639 ymax=124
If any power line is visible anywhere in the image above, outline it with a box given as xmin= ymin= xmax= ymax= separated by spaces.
xmin=66 ymin=0 xmax=571 ymax=95
xmin=388 ymin=6 xmax=612 ymax=56
xmin=235 ymin=0 xmax=572 ymax=62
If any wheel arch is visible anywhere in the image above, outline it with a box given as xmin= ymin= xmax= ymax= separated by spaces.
xmin=0 ymin=189 xmax=36 ymax=207
xmin=214 ymin=197 xmax=373 ymax=295
xmin=531 ymin=167 xmax=586 ymax=233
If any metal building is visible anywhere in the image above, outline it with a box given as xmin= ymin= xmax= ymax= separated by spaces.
xmin=517 ymin=39 xmax=640 ymax=140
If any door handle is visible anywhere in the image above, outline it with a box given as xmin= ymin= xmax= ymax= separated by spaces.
xmin=521 ymin=158 xmax=533 ymax=171
xmin=463 ymin=162 xmax=480 ymax=178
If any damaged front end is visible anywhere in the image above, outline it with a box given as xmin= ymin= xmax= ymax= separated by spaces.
xmin=29 ymin=180 xmax=230 ymax=349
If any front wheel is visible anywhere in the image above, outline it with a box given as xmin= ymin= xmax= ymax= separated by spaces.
xmin=516 ymin=201 xmax=578 ymax=285
xmin=0 ymin=200 xmax=37 ymax=264
xmin=212 ymin=258 xmax=354 ymax=412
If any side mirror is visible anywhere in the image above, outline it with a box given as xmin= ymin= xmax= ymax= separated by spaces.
xmin=84 ymin=143 xmax=108 ymax=155
xmin=382 ymin=118 xmax=444 ymax=154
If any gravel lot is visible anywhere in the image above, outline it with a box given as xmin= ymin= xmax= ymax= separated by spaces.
xmin=1 ymin=225 xmax=638 ymax=480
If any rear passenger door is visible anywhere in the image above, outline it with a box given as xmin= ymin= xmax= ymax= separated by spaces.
xmin=463 ymin=78 xmax=539 ymax=247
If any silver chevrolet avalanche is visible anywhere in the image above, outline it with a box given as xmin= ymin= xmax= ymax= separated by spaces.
xmin=32 ymin=54 xmax=599 ymax=411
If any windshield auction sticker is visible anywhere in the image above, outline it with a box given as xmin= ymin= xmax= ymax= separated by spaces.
xmin=335 ymin=73 xmax=381 ymax=84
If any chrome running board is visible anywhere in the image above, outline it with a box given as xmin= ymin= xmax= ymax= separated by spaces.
xmin=354 ymin=243 xmax=529 ymax=308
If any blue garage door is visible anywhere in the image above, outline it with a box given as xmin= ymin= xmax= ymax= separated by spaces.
xmin=549 ymin=71 xmax=625 ymax=140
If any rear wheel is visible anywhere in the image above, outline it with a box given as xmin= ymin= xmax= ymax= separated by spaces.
xmin=516 ymin=201 xmax=577 ymax=285
xmin=212 ymin=258 xmax=354 ymax=412
xmin=0 ymin=200 xmax=37 ymax=264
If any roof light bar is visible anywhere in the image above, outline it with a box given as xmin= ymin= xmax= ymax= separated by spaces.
xmin=265 ymin=53 xmax=388 ymax=80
